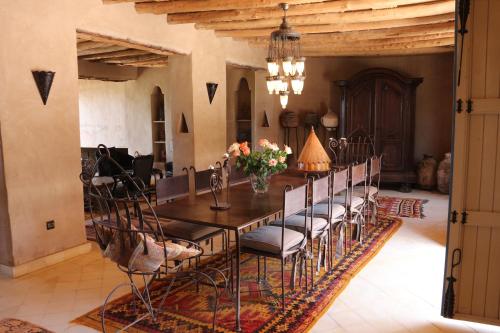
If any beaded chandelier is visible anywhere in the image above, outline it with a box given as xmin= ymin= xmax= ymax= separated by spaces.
xmin=265 ymin=3 xmax=305 ymax=109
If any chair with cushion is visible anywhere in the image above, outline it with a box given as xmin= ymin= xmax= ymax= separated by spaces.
xmin=353 ymin=155 xmax=382 ymax=224
xmin=190 ymin=166 xmax=222 ymax=194
xmin=345 ymin=162 xmax=368 ymax=250
xmin=155 ymin=174 xmax=228 ymax=284
xmin=82 ymin=145 xmax=223 ymax=332
xmin=330 ymin=168 xmax=349 ymax=257
xmin=275 ymin=175 xmax=331 ymax=289
xmin=240 ymin=182 xmax=309 ymax=310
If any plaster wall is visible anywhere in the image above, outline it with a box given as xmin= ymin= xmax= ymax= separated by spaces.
xmin=281 ymin=53 xmax=454 ymax=163
xmin=79 ymin=67 xmax=172 ymax=159
xmin=0 ymin=0 xmax=269 ymax=268
xmin=226 ymin=66 xmax=255 ymax=148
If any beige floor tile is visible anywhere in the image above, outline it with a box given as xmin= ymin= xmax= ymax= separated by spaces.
xmin=1 ymin=190 xmax=500 ymax=333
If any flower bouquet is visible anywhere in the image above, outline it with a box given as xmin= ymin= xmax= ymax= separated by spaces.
xmin=227 ymin=139 xmax=292 ymax=193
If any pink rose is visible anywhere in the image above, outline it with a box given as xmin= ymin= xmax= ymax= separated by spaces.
xmin=242 ymin=147 xmax=251 ymax=156
xmin=258 ymin=139 xmax=269 ymax=147
xmin=269 ymin=159 xmax=278 ymax=167
xmin=279 ymin=156 xmax=286 ymax=163
xmin=232 ymin=150 xmax=240 ymax=157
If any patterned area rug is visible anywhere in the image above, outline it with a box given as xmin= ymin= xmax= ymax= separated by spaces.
xmin=376 ymin=196 xmax=427 ymax=218
xmin=0 ymin=319 xmax=54 ymax=333
xmin=74 ymin=215 xmax=401 ymax=333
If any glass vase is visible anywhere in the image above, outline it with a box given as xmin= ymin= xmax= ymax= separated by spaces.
xmin=249 ymin=173 xmax=271 ymax=194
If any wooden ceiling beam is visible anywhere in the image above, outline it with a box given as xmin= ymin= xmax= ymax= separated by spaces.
xmin=196 ymin=0 xmax=454 ymax=30
xmin=250 ymin=33 xmax=454 ymax=49
xmin=242 ymin=22 xmax=454 ymax=44
xmin=77 ymin=30 xmax=182 ymax=56
xmin=299 ymin=37 xmax=454 ymax=52
xmin=77 ymin=41 xmax=109 ymax=52
xmin=79 ymin=49 xmax=151 ymax=60
xmin=101 ymin=54 xmax=167 ymax=64
xmin=78 ymin=45 xmax=129 ymax=56
xmin=214 ymin=13 xmax=454 ymax=37
xmin=167 ymin=0 xmax=437 ymax=24
xmin=120 ymin=58 xmax=169 ymax=67
xmin=136 ymin=0 xmax=327 ymax=15
xmin=303 ymin=46 xmax=453 ymax=56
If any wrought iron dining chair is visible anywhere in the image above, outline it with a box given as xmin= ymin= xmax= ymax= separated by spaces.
xmin=344 ymin=129 xmax=376 ymax=165
xmin=275 ymin=175 xmax=332 ymax=289
xmin=154 ymin=173 xmax=228 ymax=292
xmin=331 ymin=168 xmax=350 ymax=257
xmin=82 ymin=145 xmax=224 ymax=332
xmin=190 ymin=166 xmax=223 ymax=194
xmin=353 ymin=155 xmax=383 ymax=225
xmin=240 ymin=182 xmax=309 ymax=311
xmin=343 ymin=162 xmax=368 ymax=250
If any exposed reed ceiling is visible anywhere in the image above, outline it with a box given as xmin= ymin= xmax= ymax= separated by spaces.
xmin=103 ymin=0 xmax=455 ymax=56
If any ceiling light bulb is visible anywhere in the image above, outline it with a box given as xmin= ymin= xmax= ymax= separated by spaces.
xmin=266 ymin=77 xmax=274 ymax=94
xmin=266 ymin=58 xmax=278 ymax=76
xmin=291 ymin=75 xmax=305 ymax=95
xmin=282 ymin=57 xmax=293 ymax=76
xmin=295 ymin=57 xmax=305 ymax=75
xmin=279 ymin=91 xmax=289 ymax=109
xmin=281 ymin=79 xmax=289 ymax=92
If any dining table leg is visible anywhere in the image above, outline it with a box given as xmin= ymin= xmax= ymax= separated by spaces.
xmin=235 ymin=230 xmax=241 ymax=332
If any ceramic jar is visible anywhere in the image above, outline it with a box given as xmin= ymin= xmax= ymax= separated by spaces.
xmin=417 ymin=154 xmax=437 ymax=190
xmin=437 ymin=153 xmax=451 ymax=194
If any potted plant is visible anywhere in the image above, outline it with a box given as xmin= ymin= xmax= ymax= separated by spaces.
xmin=227 ymin=139 xmax=292 ymax=193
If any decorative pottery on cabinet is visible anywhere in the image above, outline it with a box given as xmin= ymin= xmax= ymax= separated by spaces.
xmin=437 ymin=153 xmax=451 ymax=194
xmin=417 ymin=154 xmax=437 ymax=190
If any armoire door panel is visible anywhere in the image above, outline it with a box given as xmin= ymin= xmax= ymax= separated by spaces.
xmin=347 ymin=80 xmax=375 ymax=135
xmin=337 ymin=68 xmax=421 ymax=184
xmin=380 ymin=142 xmax=404 ymax=171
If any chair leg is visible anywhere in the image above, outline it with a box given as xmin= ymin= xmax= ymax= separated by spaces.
xmin=310 ymin=238 xmax=315 ymax=288
xmin=316 ymin=238 xmax=322 ymax=274
xmin=291 ymin=253 xmax=298 ymax=290
xmin=257 ymin=256 xmax=261 ymax=283
xmin=281 ymin=257 xmax=285 ymax=312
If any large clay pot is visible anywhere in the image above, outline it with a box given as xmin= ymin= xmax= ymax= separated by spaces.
xmin=417 ymin=154 xmax=437 ymax=190
xmin=279 ymin=111 xmax=299 ymax=128
xmin=437 ymin=153 xmax=451 ymax=194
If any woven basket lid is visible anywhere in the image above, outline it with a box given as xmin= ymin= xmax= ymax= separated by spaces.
xmin=297 ymin=127 xmax=331 ymax=171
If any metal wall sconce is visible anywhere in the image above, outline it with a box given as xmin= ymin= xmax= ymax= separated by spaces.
xmin=32 ymin=70 xmax=55 ymax=105
xmin=262 ymin=111 xmax=270 ymax=127
xmin=206 ymin=82 xmax=218 ymax=104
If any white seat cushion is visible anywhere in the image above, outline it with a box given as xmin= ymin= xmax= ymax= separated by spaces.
xmin=312 ymin=203 xmax=346 ymax=219
xmin=353 ymin=185 xmax=378 ymax=198
xmin=240 ymin=225 xmax=305 ymax=255
xmin=271 ymin=214 xmax=328 ymax=233
xmin=334 ymin=195 xmax=364 ymax=208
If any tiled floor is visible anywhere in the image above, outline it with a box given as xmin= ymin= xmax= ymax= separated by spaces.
xmin=0 ymin=190 xmax=499 ymax=333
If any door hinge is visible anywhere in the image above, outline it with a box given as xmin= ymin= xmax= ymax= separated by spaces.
xmin=451 ymin=210 xmax=458 ymax=224
xmin=466 ymin=99 xmax=473 ymax=113
xmin=456 ymin=99 xmax=463 ymax=113
xmin=461 ymin=211 xmax=468 ymax=224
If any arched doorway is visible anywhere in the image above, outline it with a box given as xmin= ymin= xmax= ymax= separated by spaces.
xmin=236 ymin=78 xmax=252 ymax=144
xmin=151 ymin=86 xmax=167 ymax=169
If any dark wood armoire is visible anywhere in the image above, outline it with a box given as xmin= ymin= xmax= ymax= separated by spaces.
xmin=336 ymin=68 xmax=422 ymax=189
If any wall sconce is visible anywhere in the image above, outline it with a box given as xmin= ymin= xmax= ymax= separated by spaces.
xmin=206 ymin=82 xmax=218 ymax=104
xmin=32 ymin=70 xmax=55 ymax=105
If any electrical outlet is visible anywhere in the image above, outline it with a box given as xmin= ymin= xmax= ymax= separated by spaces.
xmin=46 ymin=220 xmax=55 ymax=230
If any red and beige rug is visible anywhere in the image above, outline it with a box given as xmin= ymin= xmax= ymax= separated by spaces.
xmin=74 ymin=215 xmax=401 ymax=333
xmin=376 ymin=196 xmax=427 ymax=219
xmin=0 ymin=319 xmax=54 ymax=333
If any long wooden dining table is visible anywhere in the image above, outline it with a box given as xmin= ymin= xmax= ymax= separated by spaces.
xmin=151 ymin=173 xmax=308 ymax=332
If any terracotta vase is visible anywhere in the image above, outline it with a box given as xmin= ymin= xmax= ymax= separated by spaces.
xmin=437 ymin=153 xmax=451 ymax=194
xmin=417 ymin=154 xmax=437 ymax=190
